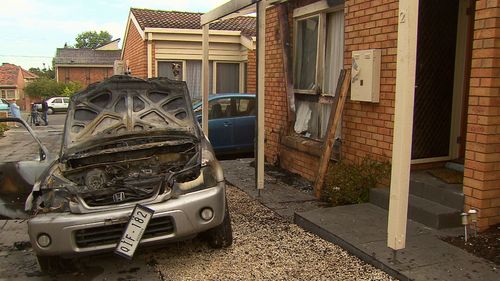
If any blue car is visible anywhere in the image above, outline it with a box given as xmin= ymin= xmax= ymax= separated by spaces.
xmin=0 ymin=98 xmax=9 ymax=112
xmin=193 ymin=94 xmax=256 ymax=155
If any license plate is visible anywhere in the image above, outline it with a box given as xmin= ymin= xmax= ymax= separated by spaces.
xmin=114 ymin=204 xmax=154 ymax=259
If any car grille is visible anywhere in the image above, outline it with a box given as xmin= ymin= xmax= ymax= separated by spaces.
xmin=80 ymin=179 xmax=161 ymax=207
xmin=74 ymin=216 xmax=174 ymax=248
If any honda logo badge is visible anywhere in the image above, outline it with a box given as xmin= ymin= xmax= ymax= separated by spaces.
xmin=113 ymin=192 xmax=126 ymax=203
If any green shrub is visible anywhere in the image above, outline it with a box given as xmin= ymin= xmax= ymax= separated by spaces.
xmin=25 ymin=78 xmax=82 ymax=98
xmin=321 ymin=157 xmax=391 ymax=206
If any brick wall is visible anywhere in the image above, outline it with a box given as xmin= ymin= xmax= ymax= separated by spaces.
xmin=343 ymin=0 xmax=398 ymax=164
xmin=247 ymin=49 xmax=257 ymax=94
xmin=264 ymin=5 xmax=290 ymax=165
xmin=123 ymin=20 xmax=148 ymax=78
xmin=463 ymin=0 xmax=500 ymax=230
xmin=151 ymin=41 xmax=156 ymax=77
xmin=57 ymin=67 xmax=113 ymax=87
xmin=266 ymin=0 xmax=336 ymax=177
xmin=265 ymin=0 xmax=398 ymax=179
xmin=15 ymin=70 xmax=28 ymax=110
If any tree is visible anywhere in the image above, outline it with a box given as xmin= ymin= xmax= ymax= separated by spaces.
xmin=28 ymin=67 xmax=55 ymax=79
xmin=25 ymin=78 xmax=82 ymax=98
xmin=60 ymin=81 xmax=82 ymax=97
xmin=75 ymin=31 xmax=113 ymax=49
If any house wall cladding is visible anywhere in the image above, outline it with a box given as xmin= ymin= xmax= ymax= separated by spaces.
xmin=123 ymin=21 xmax=148 ymax=78
xmin=57 ymin=67 xmax=113 ymax=87
xmin=463 ymin=0 xmax=500 ymax=230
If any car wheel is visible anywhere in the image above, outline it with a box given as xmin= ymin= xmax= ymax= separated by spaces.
xmin=47 ymin=108 xmax=54 ymax=115
xmin=36 ymin=255 xmax=70 ymax=273
xmin=204 ymin=205 xmax=233 ymax=249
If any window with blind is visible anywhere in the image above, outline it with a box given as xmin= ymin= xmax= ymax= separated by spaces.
xmin=216 ymin=63 xmax=240 ymax=93
xmin=158 ymin=61 xmax=183 ymax=81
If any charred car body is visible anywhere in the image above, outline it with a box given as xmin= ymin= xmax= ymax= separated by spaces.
xmin=1 ymin=76 xmax=232 ymax=271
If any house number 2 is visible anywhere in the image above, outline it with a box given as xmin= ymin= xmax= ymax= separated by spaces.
xmin=399 ymin=11 xmax=406 ymax=23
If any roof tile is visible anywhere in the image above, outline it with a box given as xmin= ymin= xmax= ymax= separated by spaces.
xmin=131 ymin=8 xmax=256 ymax=38
xmin=54 ymin=49 xmax=122 ymax=65
xmin=0 ymin=63 xmax=38 ymax=86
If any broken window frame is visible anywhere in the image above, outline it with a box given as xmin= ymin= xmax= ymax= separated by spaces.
xmin=293 ymin=14 xmax=321 ymax=94
xmin=292 ymin=5 xmax=344 ymax=139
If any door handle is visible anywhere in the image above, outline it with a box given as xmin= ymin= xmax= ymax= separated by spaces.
xmin=223 ymin=122 xmax=232 ymax=127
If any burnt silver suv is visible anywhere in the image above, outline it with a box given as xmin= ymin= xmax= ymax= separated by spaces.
xmin=2 ymin=76 xmax=232 ymax=272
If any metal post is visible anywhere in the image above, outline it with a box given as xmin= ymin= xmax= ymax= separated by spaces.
xmin=387 ymin=0 xmax=419 ymax=250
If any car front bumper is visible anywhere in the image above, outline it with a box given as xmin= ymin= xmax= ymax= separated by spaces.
xmin=28 ymin=182 xmax=226 ymax=257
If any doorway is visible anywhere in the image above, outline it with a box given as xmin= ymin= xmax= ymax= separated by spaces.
xmin=412 ymin=0 xmax=473 ymax=162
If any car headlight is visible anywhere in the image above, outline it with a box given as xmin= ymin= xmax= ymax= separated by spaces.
xmin=28 ymin=164 xmax=74 ymax=214
xmin=33 ymin=189 xmax=71 ymax=213
xmin=172 ymin=166 xmax=219 ymax=196
xmin=171 ymin=148 xmax=223 ymax=196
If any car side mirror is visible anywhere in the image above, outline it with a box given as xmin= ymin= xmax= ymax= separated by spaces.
xmin=39 ymin=148 xmax=47 ymax=161
xmin=0 ymin=117 xmax=49 ymax=162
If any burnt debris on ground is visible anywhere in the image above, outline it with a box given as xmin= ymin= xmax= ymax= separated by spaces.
xmin=248 ymin=159 xmax=313 ymax=194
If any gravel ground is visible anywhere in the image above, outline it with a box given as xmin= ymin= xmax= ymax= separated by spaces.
xmin=152 ymin=185 xmax=395 ymax=281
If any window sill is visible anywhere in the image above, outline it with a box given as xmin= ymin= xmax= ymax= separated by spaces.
xmin=281 ymin=134 xmax=341 ymax=161
xmin=281 ymin=135 xmax=323 ymax=158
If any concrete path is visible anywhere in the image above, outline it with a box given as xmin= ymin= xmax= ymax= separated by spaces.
xmin=295 ymin=203 xmax=500 ymax=281
xmin=220 ymin=159 xmax=324 ymax=222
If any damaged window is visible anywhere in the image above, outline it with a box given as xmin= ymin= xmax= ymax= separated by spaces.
xmin=293 ymin=9 xmax=344 ymax=139
xmin=294 ymin=16 xmax=319 ymax=92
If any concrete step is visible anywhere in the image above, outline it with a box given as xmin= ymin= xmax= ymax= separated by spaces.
xmin=370 ymin=188 xmax=462 ymax=229
xmin=409 ymin=171 xmax=464 ymax=210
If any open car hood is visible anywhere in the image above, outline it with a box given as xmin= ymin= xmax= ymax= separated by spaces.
xmin=62 ymin=76 xmax=199 ymax=158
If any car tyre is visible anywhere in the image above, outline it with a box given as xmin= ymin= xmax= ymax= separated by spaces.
xmin=47 ymin=108 xmax=54 ymax=115
xmin=36 ymin=255 xmax=68 ymax=274
xmin=204 ymin=206 xmax=233 ymax=249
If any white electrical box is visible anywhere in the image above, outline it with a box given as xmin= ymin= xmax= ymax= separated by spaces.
xmin=350 ymin=49 xmax=381 ymax=102
xmin=113 ymin=60 xmax=125 ymax=75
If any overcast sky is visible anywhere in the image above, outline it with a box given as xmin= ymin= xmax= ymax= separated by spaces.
xmin=0 ymin=0 xmax=229 ymax=70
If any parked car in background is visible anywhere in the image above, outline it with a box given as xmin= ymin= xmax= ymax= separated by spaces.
xmin=193 ymin=94 xmax=256 ymax=155
xmin=0 ymin=98 xmax=10 ymax=111
xmin=46 ymin=96 xmax=70 ymax=114
xmin=0 ymin=76 xmax=232 ymax=272
xmin=36 ymin=97 xmax=70 ymax=114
